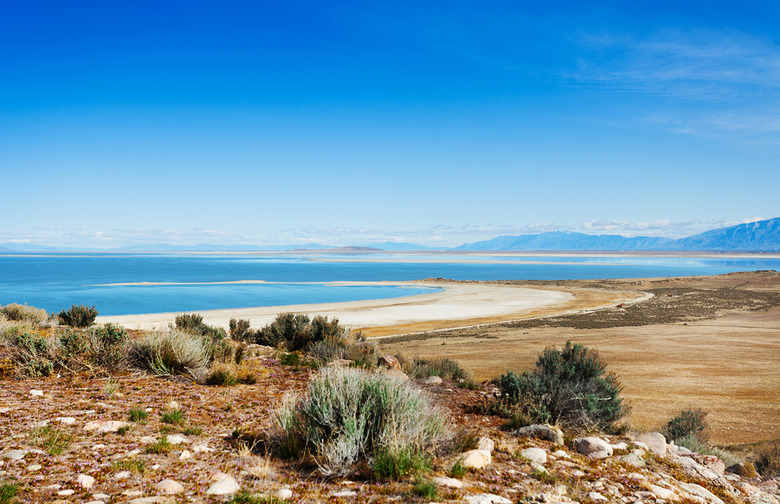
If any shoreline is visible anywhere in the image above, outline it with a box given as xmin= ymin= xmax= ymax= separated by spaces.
xmin=97 ymin=280 xmax=643 ymax=335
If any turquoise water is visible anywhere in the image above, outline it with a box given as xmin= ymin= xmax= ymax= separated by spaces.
xmin=1 ymin=252 xmax=778 ymax=315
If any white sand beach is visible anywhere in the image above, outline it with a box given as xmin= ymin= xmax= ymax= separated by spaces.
xmin=98 ymin=280 xmax=643 ymax=336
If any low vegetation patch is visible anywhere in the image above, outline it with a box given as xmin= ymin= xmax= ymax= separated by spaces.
xmin=272 ymin=366 xmax=448 ymax=477
xmin=663 ymin=409 xmax=708 ymax=443
xmin=755 ymin=439 xmax=780 ymax=478
xmin=0 ymin=482 xmax=18 ymax=504
xmin=128 ymin=330 xmax=210 ymax=378
xmin=174 ymin=313 xmax=227 ymax=340
xmin=491 ymin=341 xmax=628 ymax=431
xmin=0 ymin=303 xmax=48 ymax=324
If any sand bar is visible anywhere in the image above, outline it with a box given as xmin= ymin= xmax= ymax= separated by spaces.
xmin=97 ymin=280 xmax=644 ymax=335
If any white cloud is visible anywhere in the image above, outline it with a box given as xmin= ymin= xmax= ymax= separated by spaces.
xmin=581 ymin=219 xmax=700 ymax=237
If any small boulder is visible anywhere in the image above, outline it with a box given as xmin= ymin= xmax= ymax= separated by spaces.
xmin=573 ymin=437 xmax=613 ymax=459
xmin=422 ymin=375 xmax=443 ymax=385
xmin=276 ymin=488 xmax=293 ymax=500
xmin=677 ymin=482 xmax=724 ymax=504
xmin=156 ymin=479 xmax=184 ymax=495
xmin=165 ymin=434 xmax=189 ymax=445
xmin=56 ymin=417 xmax=76 ymax=425
xmin=464 ymin=493 xmax=512 ymax=504
xmin=5 ymin=449 xmax=29 ymax=460
xmin=477 ymin=437 xmax=494 ymax=452
xmin=461 ymin=449 xmax=492 ymax=470
xmin=648 ymin=484 xmax=678 ymax=501
xmin=433 ymin=476 xmax=465 ymax=489
xmin=636 ymin=432 xmax=667 ymax=457
xmin=30 ymin=389 xmax=44 ymax=397
xmin=512 ymin=424 xmax=564 ymax=445
xmin=332 ymin=490 xmax=357 ymax=497
xmin=619 ymin=452 xmax=645 ymax=467
xmin=206 ymin=474 xmax=239 ymax=495
xmin=377 ymin=355 xmax=403 ymax=371
xmin=179 ymin=450 xmax=192 ymax=460
xmin=519 ymin=447 xmax=547 ymax=465
xmin=77 ymin=474 xmax=95 ymax=490
xmin=587 ymin=491 xmax=608 ymax=501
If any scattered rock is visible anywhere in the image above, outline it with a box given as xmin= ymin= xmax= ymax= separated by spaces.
xmin=677 ymin=482 xmax=724 ymax=504
xmin=573 ymin=437 xmax=613 ymax=459
xmin=433 ymin=476 xmax=465 ymax=489
xmin=461 ymin=449 xmax=492 ymax=469
xmin=610 ymin=441 xmax=628 ymax=450
xmin=156 ymin=479 xmax=184 ymax=495
xmin=619 ymin=452 xmax=646 ymax=467
xmin=513 ymin=424 xmax=564 ymax=445
xmin=679 ymin=452 xmax=726 ymax=475
xmin=55 ymin=417 xmax=76 ymax=425
xmin=30 ymin=389 xmax=44 ymax=397
xmin=166 ymin=400 xmax=180 ymax=410
xmin=423 ymin=375 xmax=443 ymax=385
xmin=636 ymin=432 xmax=667 ymax=457
xmin=179 ymin=449 xmax=192 ymax=460
xmin=276 ymin=487 xmax=293 ymax=500
xmin=520 ymin=447 xmax=547 ymax=465
xmin=27 ymin=464 xmax=42 ymax=471
xmin=378 ymin=356 xmax=402 ymax=370
xmin=551 ymin=449 xmax=570 ymax=459
xmin=58 ymin=489 xmax=76 ymax=496
xmin=139 ymin=436 xmax=157 ymax=444
xmin=587 ymin=491 xmax=608 ymax=501
xmin=206 ymin=474 xmax=240 ymax=495
xmin=464 ymin=493 xmax=512 ymax=504
xmin=332 ymin=490 xmax=357 ymax=497
xmin=77 ymin=474 xmax=95 ymax=489
xmin=94 ymin=494 xmax=110 ymax=500
xmin=128 ymin=498 xmax=175 ymax=504
xmin=477 ymin=437 xmax=494 ymax=452
xmin=5 ymin=449 xmax=28 ymax=460
xmin=114 ymin=471 xmax=131 ymax=480
xmin=83 ymin=419 xmax=129 ymax=433
xmin=122 ymin=490 xmax=144 ymax=497
xmin=166 ymin=433 xmax=189 ymax=445
xmin=193 ymin=444 xmax=214 ymax=453
xmin=92 ymin=444 xmax=107 ymax=450
xmin=648 ymin=484 xmax=678 ymax=501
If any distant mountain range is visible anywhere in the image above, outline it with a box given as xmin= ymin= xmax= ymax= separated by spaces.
xmin=1 ymin=217 xmax=778 ymax=253
xmin=456 ymin=217 xmax=780 ymax=252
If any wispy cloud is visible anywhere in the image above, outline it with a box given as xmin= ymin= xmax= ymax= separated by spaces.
xmin=581 ymin=219 xmax=704 ymax=238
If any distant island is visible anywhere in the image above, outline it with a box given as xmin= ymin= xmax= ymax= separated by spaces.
xmin=2 ymin=217 xmax=779 ymax=253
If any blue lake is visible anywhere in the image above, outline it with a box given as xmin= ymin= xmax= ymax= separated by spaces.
xmin=1 ymin=252 xmax=778 ymax=315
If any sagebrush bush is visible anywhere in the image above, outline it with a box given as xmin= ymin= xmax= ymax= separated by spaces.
xmin=58 ymin=304 xmax=98 ymax=328
xmin=402 ymin=356 xmax=477 ymax=387
xmin=257 ymin=313 xmax=345 ymax=351
xmin=663 ymin=409 xmax=708 ymax=443
xmin=755 ymin=440 xmax=780 ymax=478
xmin=495 ymin=341 xmax=628 ymax=430
xmin=272 ymin=367 xmax=448 ymax=477
xmin=174 ymin=313 xmax=226 ymax=340
xmin=1 ymin=303 xmax=48 ymax=324
xmin=57 ymin=324 xmax=128 ymax=372
xmin=128 ymin=330 xmax=210 ymax=378
xmin=13 ymin=332 xmax=55 ymax=376
xmin=229 ymin=318 xmax=252 ymax=341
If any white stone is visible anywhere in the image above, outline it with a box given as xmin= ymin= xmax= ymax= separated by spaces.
xmin=477 ymin=437 xmax=494 ymax=452
xmin=677 ymin=482 xmax=725 ymax=504
xmin=552 ymin=449 xmax=570 ymax=459
xmin=94 ymin=493 xmax=110 ymax=500
xmin=30 ymin=389 xmax=44 ymax=396
xmin=332 ymin=490 xmax=357 ymax=497
xmin=27 ymin=464 xmax=42 ymax=471
xmin=85 ymin=501 xmax=105 ymax=504
xmin=610 ymin=442 xmax=629 ymax=450
xmin=276 ymin=488 xmax=293 ymax=500
xmin=423 ymin=375 xmax=443 ymax=385
xmin=587 ymin=492 xmax=608 ymax=501
xmin=114 ymin=471 xmax=132 ymax=480
xmin=166 ymin=434 xmax=189 ymax=445
xmin=166 ymin=400 xmax=180 ymax=410
xmin=461 ymin=449 xmax=492 ymax=469
xmin=56 ymin=417 xmax=76 ymax=425
xmin=573 ymin=437 xmax=613 ymax=459
xmin=193 ymin=444 xmax=214 ymax=452
xmin=92 ymin=444 xmax=107 ymax=450
xmin=520 ymin=447 xmax=547 ymax=465
xmin=464 ymin=493 xmax=512 ymax=504
xmin=156 ymin=479 xmax=184 ymax=495
xmin=5 ymin=449 xmax=28 ymax=460
xmin=122 ymin=490 xmax=144 ymax=497
xmin=42 ymin=484 xmax=62 ymax=490
xmin=77 ymin=473 xmax=96 ymax=489
xmin=648 ymin=484 xmax=678 ymax=501
xmin=433 ymin=476 xmax=465 ymax=488
xmin=128 ymin=498 xmax=175 ymax=504
xmin=139 ymin=436 xmax=157 ymax=444
xmin=83 ymin=419 xmax=129 ymax=433
xmin=571 ymin=469 xmax=586 ymax=478
xmin=128 ymin=449 xmax=142 ymax=455
xmin=632 ymin=441 xmax=649 ymax=450
xmin=636 ymin=432 xmax=667 ymax=457
xmin=58 ymin=489 xmax=76 ymax=496
xmin=206 ymin=475 xmax=240 ymax=495
xmin=179 ymin=449 xmax=192 ymax=460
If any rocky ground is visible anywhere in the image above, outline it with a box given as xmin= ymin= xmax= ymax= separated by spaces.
xmin=1 ymin=353 xmax=778 ymax=504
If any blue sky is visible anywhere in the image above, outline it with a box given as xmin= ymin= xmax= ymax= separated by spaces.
xmin=1 ymin=1 xmax=778 ymax=248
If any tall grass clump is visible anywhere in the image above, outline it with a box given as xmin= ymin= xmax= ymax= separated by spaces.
xmin=128 ymin=330 xmax=210 ymax=379
xmin=58 ymin=304 xmax=98 ymax=328
xmin=494 ymin=341 xmax=628 ymax=431
xmin=272 ymin=367 xmax=448 ymax=477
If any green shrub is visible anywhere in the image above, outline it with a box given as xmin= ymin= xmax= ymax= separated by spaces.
xmin=58 ymin=305 xmax=98 ymax=328
xmin=128 ymin=408 xmax=148 ymax=423
xmin=663 ymin=409 xmax=708 ymax=443
xmin=128 ymin=330 xmax=210 ymax=378
xmin=229 ymin=318 xmax=252 ymax=342
xmin=161 ymin=409 xmax=184 ymax=425
xmin=14 ymin=332 xmax=54 ymax=377
xmin=412 ymin=478 xmax=438 ymax=499
xmin=29 ymin=425 xmax=72 ymax=455
xmin=450 ymin=460 xmax=467 ymax=478
xmin=256 ymin=313 xmax=346 ymax=352
xmin=174 ymin=313 xmax=227 ymax=340
xmin=272 ymin=367 xmax=448 ymax=477
xmin=373 ymin=448 xmax=432 ymax=480
xmin=495 ymin=341 xmax=628 ymax=430
xmin=1 ymin=303 xmax=48 ymax=324
xmin=145 ymin=436 xmax=173 ymax=454
xmin=755 ymin=440 xmax=780 ymax=478
xmin=227 ymin=491 xmax=285 ymax=504
xmin=89 ymin=324 xmax=128 ymax=370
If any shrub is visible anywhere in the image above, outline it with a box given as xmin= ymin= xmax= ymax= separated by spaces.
xmin=412 ymin=478 xmax=438 ymax=499
xmin=161 ymin=409 xmax=184 ymax=424
xmin=663 ymin=409 xmax=708 ymax=443
xmin=373 ymin=448 xmax=432 ymax=480
xmin=128 ymin=408 xmax=148 ymax=423
xmin=0 ymin=482 xmax=18 ymax=504
xmin=29 ymin=425 xmax=72 ymax=455
xmin=229 ymin=318 xmax=252 ymax=342
xmin=256 ymin=313 xmax=347 ymax=352
xmin=128 ymin=330 xmax=210 ymax=378
xmin=174 ymin=313 xmax=226 ymax=340
xmin=272 ymin=367 xmax=448 ymax=477
xmin=89 ymin=324 xmax=128 ymax=370
xmin=145 ymin=436 xmax=173 ymax=454
xmin=58 ymin=305 xmax=98 ymax=328
xmin=13 ymin=332 xmax=54 ymax=377
xmin=755 ymin=440 xmax=780 ymax=478
xmin=204 ymin=362 xmax=256 ymax=386
xmin=495 ymin=341 xmax=628 ymax=431
xmin=1 ymin=303 xmax=48 ymax=324
xmin=450 ymin=460 xmax=467 ymax=478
